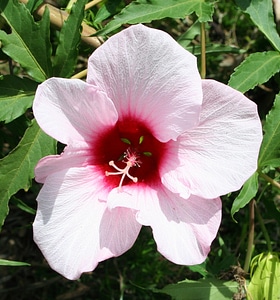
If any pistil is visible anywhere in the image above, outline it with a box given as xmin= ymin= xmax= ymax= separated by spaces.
xmin=105 ymin=149 xmax=141 ymax=191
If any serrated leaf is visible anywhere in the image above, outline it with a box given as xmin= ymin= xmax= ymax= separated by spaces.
xmin=228 ymin=51 xmax=280 ymax=93
xmin=0 ymin=259 xmax=30 ymax=266
xmin=231 ymin=172 xmax=258 ymax=221
xmin=0 ymin=75 xmax=38 ymax=123
xmin=258 ymin=94 xmax=280 ymax=168
xmin=53 ymin=0 xmax=86 ymax=77
xmin=26 ymin=0 xmax=44 ymax=13
xmin=235 ymin=0 xmax=280 ymax=51
xmin=0 ymin=116 xmax=31 ymax=157
xmin=97 ymin=0 xmax=214 ymax=36
xmin=0 ymin=120 xmax=56 ymax=231
xmin=154 ymin=278 xmax=238 ymax=300
xmin=0 ymin=0 xmax=52 ymax=82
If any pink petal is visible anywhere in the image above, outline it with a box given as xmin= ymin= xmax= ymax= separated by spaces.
xmin=33 ymin=78 xmax=118 ymax=145
xmin=98 ymin=207 xmax=142 ymax=262
xmin=161 ymin=79 xmax=262 ymax=199
xmin=107 ymin=183 xmax=151 ymax=211
xmin=107 ymin=183 xmax=221 ymax=265
xmin=33 ymin=167 xmax=140 ymax=279
xmin=136 ymin=187 xmax=222 ymax=265
xmin=160 ymin=148 xmax=191 ymax=200
xmin=87 ymin=24 xmax=202 ymax=142
xmin=35 ymin=146 xmax=92 ymax=183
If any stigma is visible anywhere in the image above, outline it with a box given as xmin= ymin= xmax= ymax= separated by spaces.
xmin=105 ymin=149 xmax=141 ymax=191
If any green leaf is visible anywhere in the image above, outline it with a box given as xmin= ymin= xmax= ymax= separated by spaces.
xmin=0 ymin=259 xmax=30 ymax=266
xmin=0 ymin=0 xmax=52 ymax=82
xmin=231 ymin=172 xmax=259 ymax=221
xmin=26 ymin=0 xmax=44 ymax=13
xmin=258 ymin=94 xmax=280 ymax=168
xmin=177 ymin=20 xmax=201 ymax=48
xmin=0 ymin=120 xmax=56 ymax=231
xmin=187 ymin=262 xmax=208 ymax=277
xmin=154 ymin=278 xmax=238 ymax=300
xmin=178 ymin=23 xmax=243 ymax=55
xmin=228 ymin=51 xmax=280 ymax=93
xmin=235 ymin=0 xmax=280 ymax=51
xmin=0 ymin=75 xmax=38 ymax=123
xmin=94 ymin=0 xmax=123 ymax=24
xmin=53 ymin=0 xmax=87 ymax=78
xmin=10 ymin=196 xmax=36 ymax=215
xmin=97 ymin=0 xmax=214 ymax=36
xmin=0 ymin=116 xmax=31 ymax=158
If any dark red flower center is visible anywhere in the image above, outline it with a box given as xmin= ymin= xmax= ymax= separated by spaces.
xmin=93 ymin=117 xmax=167 ymax=190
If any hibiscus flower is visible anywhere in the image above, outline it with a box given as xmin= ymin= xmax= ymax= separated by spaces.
xmin=33 ymin=24 xmax=262 ymax=280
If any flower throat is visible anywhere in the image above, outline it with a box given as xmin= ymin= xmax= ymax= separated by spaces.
xmin=95 ymin=118 xmax=166 ymax=190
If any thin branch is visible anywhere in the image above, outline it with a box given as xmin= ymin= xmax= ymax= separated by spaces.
xmin=85 ymin=0 xmax=103 ymax=10
xmin=66 ymin=0 xmax=77 ymax=11
xmin=258 ymin=171 xmax=280 ymax=190
xmin=71 ymin=69 xmax=87 ymax=79
xmin=18 ymin=0 xmax=103 ymax=48
xmin=200 ymin=22 xmax=206 ymax=79
xmin=244 ymin=199 xmax=255 ymax=273
xmin=254 ymin=201 xmax=273 ymax=252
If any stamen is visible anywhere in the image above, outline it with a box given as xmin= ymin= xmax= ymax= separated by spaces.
xmin=105 ymin=149 xmax=140 ymax=191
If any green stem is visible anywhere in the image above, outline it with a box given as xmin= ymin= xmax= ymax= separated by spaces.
xmin=254 ymin=202 xmax=273 ymax=252
xmin=85 ymin=0 xmax=103 ymax=10
xmin=200 ymin=22 xmax=206 ymax=79
xmin=71 ymin=69 xmax=87 ymax=79
xmin=66 ymin=0 xmax=77 ymax=11
xmin=244 ymin=199 xmax=255 ymax=273
xmin=258 ymin=171 xmax=280 ymax=190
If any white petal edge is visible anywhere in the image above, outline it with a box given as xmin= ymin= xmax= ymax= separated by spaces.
xmin=35 ymin=146 xmax=92 ymax=183
xmin=87 ymin=24 xmax=202 ymax=142
xmin=33 ymin=166 xmax=140 ymax=279
xmin=33 ymin=78 xmax=118 ymax=145
xmin=107 ymin=183 xmax=221 ymax=265
xmin=136 ymin=187 xmax=222 ymax=265
xmin=161 ymin=79 xmax=263 ymax=199
xmin=98 ymin=207 xmax=142 ymax=262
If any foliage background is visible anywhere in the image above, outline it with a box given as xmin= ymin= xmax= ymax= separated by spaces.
xmin=0 ymin=0 xmax=280 ymax=299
